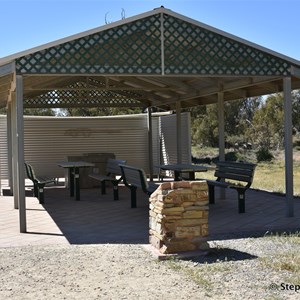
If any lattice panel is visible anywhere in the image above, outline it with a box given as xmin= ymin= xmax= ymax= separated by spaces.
xmin=17 ymin=15 xmax=162 ymax=75
xmin=163 ymin=15 xmax=290 ymax=76
xmin=16 ymin=11 xmax=292 ymax=78
xmin=24 ymin=81 xmax=145 ymax=108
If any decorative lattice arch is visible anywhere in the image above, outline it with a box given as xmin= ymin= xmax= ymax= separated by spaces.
xmin=24 ymin=79 xmax=146 ymax=108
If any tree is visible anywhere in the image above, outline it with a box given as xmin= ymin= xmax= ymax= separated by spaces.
xmin=224 ymin=97 xmax=261 ymax=145
xmin=190 ymin=97 xmax=262 ymax=147
xmin=292 ymin=90 xmax=300 ymax=134
xmin=63 ymin=107 xmax=142 ymax=117
xmin=248 ymin=94 xmax=284 ymax=149
xmin=0 ymin=107 xmax=56 ymax=116
xmin=23 ymin=108 xmax=56 ymax=116
xmin=190 ymin=104 xmax=219 ymax=147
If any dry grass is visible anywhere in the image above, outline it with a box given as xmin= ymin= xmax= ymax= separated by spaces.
xmin=260 ymin=232 xmax=300 ymax=284
xmin=252 ymin=161 xmax=300 ymax=196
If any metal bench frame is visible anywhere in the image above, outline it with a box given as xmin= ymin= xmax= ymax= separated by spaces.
xmin=119 ymin=164 xmax=159 ymax=208
xmin=24 ymin=162 xmax=56 ymax=204
xmin=89 ymin=158 xmax=126 ymax=200
xmin=206 ymin=161 xmax=256 ymax=213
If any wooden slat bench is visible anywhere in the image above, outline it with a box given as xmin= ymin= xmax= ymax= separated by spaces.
xmin=119 ymin=164 xmax=159 ymax=208
xmin=206 ymin=161 xmax=256 ymax=213
xmin=24 ymin=162 xmax=56 ymax=204
xmin=89 ymin=158 xmax=126 ymax=200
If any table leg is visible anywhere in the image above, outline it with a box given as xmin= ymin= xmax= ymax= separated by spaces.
xmin=69 ymin=167 xmax=74 ymax=197
xmin=74 ymin=167 xmax=80 ymax=201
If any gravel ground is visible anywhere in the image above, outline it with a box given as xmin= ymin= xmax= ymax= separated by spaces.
xmin=0 ymin=237 xmax=299 ymax=300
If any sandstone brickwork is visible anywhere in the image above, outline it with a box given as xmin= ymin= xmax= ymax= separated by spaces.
xmin=149 ymin=181 xmax=209 ymax=254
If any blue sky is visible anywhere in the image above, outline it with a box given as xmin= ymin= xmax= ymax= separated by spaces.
xmin=1 ymin=0 xmax=299 ymax=61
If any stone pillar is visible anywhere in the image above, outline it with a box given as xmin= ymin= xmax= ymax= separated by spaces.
xmin=149 ymin=181 xmax=209 ymax=254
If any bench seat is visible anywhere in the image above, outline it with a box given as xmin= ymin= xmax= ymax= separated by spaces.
xmin=207 ymin=161 xmax=256 ymax=213
xmin=89 ymin=158 xmax=126 ymax=200
xmin=24 ymin=162 xmax=56 ymax=204
xmin=119 ymin=164 xmax=160 ymax=208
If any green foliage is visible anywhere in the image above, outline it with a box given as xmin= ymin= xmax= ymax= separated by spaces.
xmin=1 ymin=107 xmax=56 ymax=116
xmin=292 ymin=90 xmax=300 ymax=133
xmin=256 ymin=147 xmax=274 ymax=162
xmin=190 ymin=97 xmax=262 ymax=148
xmin=191 ymin=104 xmax=219 ymax=147
xmin=190 ymin=92 xmax=297 ymax=151
xmin=62 ymin=107 xmax=142 ymax=117
xmin=225 ymin=135 xmax=245 ymax=148
xmin=23 ymin=108 xmax=56 ymax=116
xmin=224 ymin=151 xmax=239 ymax=162
xmin=248 ymin=94 xmax=284 ymax=150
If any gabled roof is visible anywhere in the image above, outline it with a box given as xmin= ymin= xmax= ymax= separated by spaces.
xmin=1 ymin=6 xmax=300 ymax=109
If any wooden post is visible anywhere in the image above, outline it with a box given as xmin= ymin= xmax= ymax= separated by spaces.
xmin=176 ymin=101 xmax=182 ymax=164
xmin=283 ymin=77 xmax=294 ymax=217
xmin=147 ymin=107 xmax=154 ymax=181
xmin=6 ymin=102 xmax=13 ymax=196
xmin=218 ymin=92 xmax=225 ymax=161
xmin=11 ymin=92 xmax=19 ymax=208
xmin=15 ymin=75 xmax=26 ymax=232
xmin=218 ymin=92 xmax=226 ymax=198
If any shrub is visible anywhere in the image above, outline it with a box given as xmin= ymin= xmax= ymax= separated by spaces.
xmin=225 ymin=151 xmax=239 ymax=161
xmin=256 ymin=147 xmax=274 ymax=162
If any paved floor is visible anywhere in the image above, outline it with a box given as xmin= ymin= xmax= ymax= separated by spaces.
xmin=1 ymin=183 xmax=300 ymax=248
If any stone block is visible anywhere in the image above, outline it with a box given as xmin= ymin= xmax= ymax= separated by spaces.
xmin=160 ymin=182 xmax=172 ymax=190
xmin=150 ymin=235 xmax=164 ymax=249
xmin=182 ymin=210 xmax=204 ymax=219
xmin=195 ymin=200 xmax=209 ymax=206
xmin=182 ymin=201 xmax=195 ymax=207
xmin=163 ymin=222 xmax=176 ymax=232
xmin=190 ymin=181 xmax=208 ymax=190
xmin=170 ymin=181 xmax=191 ymax=189
xmin=162 ymin=207 xmax=184 ymax=215
xmin=177 ymin=219 xmax=203 ymax=227
xmin=196 ymin=190 xmax=209 ymax=199
xmin=163 ymin=215 xmax=182 ymax=221
xmin=164 ymin=203 xmax=175 ymax=208
xmin=185 ymin=205 xmax=207 ymax=211
xmin=149 ymin=229 xmax=165 ymax=240
xmin=201 ymin=224 xmax=209 ymax=236
xmin=175 ymin=226 xmax=201 ymax=238
xmin=162 ymin=241 xmax=196 ymax=253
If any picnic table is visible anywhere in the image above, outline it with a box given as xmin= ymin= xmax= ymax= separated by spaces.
xmin=58 ymin=161 xmax=95 ymax=200
xmin=158 ymin=163 xmax=213 ymax=181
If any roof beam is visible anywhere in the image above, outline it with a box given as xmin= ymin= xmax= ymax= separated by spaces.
xmin=0 ymin=62 xmax=15 ymax=77
xmin=291 ymin=66 xmax=300 ymax=79
xmin=107 ymin=76 xmax=170 ymax=104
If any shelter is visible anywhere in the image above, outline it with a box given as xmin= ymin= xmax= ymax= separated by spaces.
xmin=1 ymin=6 xmax=300 ymax=232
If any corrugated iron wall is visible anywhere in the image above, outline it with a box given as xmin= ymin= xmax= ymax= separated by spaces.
xmin=160 ymin=113 xmax=191 ymax=165
xmin=0 ymin=112 xmax=191 ymax=179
